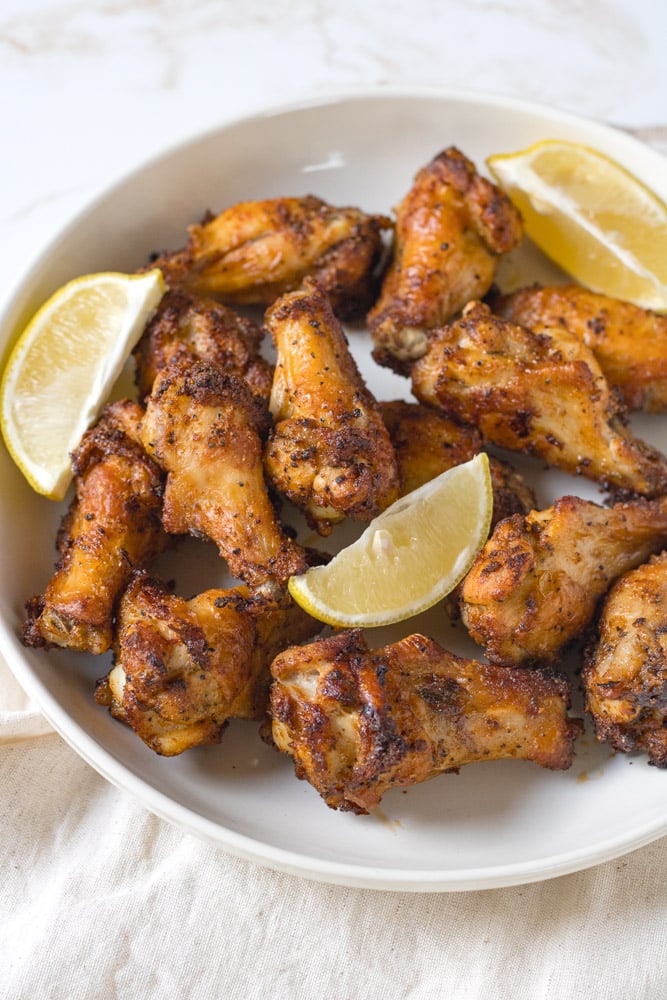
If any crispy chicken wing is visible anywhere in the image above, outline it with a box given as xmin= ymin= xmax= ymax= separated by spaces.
xmin=133 ymin=289 xmax=273 ymax=410
xmin=368 ymin=147 xmax=523 ymax=372
xmin=486 ymin=456 xmax=539 ymax=527
xmin=412 ymin=301 xmax=667 ymax=499
xmin=379 ymin=399 xmax=536 ymax=525
xmin=270 ymin=630 xmax=581 ymax=813
xmin=379 ymin=400 xmax=481 ymax=493
xmin=23 ymin=401 xmax=166 ymax=655
xmin=461 ymin=495 xmax=667 ymax=667
xmin=140 ymin=357 xmax=308 ymax=586
xmin=151 ymin=196 xmax=390 ymax=319
xmin=582 ymin=552 xmax=667 ymax=766
xmin=492 ymin=284 xmax=667 ymax=413
xmin=264 ymin=280 xmax=400 ymax=535
xmin=95 ymin=572 xmax=320 ymax=755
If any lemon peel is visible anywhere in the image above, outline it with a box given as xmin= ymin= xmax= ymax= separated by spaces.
xmin=0 ymin=269 xmax=165 ymax=499
xmin=487 ymin=139 xmax=667 ymax=311
xmin=288 ymin=453 xmax=492 ymax=628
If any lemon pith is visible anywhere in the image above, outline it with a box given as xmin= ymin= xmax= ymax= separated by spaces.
xmin=288 ymin=453 xmax=492 ymax=628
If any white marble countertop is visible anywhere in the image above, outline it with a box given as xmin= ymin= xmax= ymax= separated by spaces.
xmin=2 ymin=0 xmax=666 ymax=302
xmin=2 ymin=2 xmax=667 ymax=997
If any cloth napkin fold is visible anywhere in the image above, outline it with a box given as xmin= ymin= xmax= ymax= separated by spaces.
xmin=0 ymin=654 xmax=53 ymax=742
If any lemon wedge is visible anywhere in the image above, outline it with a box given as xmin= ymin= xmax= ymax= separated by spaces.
xmin=288 ymin=453 xmax=492 ymax=628
xmin=0 ymin=269 xmax=165 ymax=500
xmin=487 ymin=139 xmax=667 ymax=311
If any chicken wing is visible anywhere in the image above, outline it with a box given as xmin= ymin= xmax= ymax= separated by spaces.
xmin=151 ymin=196 xmax=390 ymax=319
xmin=140 ymin=357 xmax=308 ymax=586
xmin=22 ymin=401 xmax=167 ymax=655
xmin=379 ymin=399 xmax=536 ymax=525
xmin=133 ymin=289 xmax=273 ymax=411
xmin=270 ymin=630 xmax=581 ymax=813
xmin=492 ymin=283 xmax=667 ymax=412
xmin=95 ymin=572 xmax=320 ymax=755
xmin=264 ymin=280 xmax=400 ymax=535
xmin=461 ymin=495 xmax=667 ymax=667
xmin=368 ymin=147 xmax=523 ymax=372
xmin=411 ymin=301 xmax=667 ymax=499
xmin=582 ymin=552 xmax=667 ymax=766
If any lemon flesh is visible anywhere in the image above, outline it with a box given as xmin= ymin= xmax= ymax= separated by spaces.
xmin=0 ymin=270 xmax=165 ymax=500
xmin=487 ymin=139 xmax=667 ymax=311
xmin=288 ymin=453 xmax=492 ymax=628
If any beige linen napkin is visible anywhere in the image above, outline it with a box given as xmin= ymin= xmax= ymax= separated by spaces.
xmin=0 ymin=653 xmax=53 ymax=742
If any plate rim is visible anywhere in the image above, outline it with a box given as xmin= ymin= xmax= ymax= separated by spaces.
xmin=2 ymin=85 xmax=667 ymax=892
xmin=4 ymin=609 xmax=667 ymax=892
xmin=2 ymin=83 xmax=665 ymax=322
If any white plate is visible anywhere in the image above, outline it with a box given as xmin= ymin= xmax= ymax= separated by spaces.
xmin=2 ymin=89 xmax=667 ymax=892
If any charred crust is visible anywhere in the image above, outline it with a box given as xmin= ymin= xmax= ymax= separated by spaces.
xmin=320 ymin=667 xmax=358 ymax=706
xmin=21 ymin=595 xmax=48 ymax=647
xmin=415 ymin=675 xmax=464 ymax=715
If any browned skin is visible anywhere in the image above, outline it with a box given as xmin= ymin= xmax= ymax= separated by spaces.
xmin=140 ymin=357 xmax=309 ymax=587
xmin=379 ymin=399 xmax=536 ymax=526
xmin=270 ymin=630 xmax=581 ymax=813
xmin=367 ymin=147 xmax=523 ymax=372
xmin=486 ymin=457 xmax=539 ymax=528
xmin=264 ymin=280 xmax=400 ymax=535
xmin=150 ymin=196 xmax=391 ymax=320
xmin=379 ymin=400 xmax=482 ymax=493
xmin=412 ymin=301 xmax=667 ymax=499
xmin=492 ymin=284 xmax=667 ymax=413
xmin=461 ymin=495 xmax=667 ymax=667
xmin=133 ymin=289 xmax=273 ymax=412
xmin=95 ymin=572 xmax=320 ymax=756
xmin=582 ymin=552 xmax=667 ymax=767
xmin=22 ymin=401 xmax=167 ymax=655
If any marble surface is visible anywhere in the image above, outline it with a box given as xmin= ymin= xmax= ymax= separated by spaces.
xmin=1 ymin=0 xmax=666 ymax=309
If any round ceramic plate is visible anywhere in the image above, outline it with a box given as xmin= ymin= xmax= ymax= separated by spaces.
xmin=2 ymin=90 xmax=667 ymax=892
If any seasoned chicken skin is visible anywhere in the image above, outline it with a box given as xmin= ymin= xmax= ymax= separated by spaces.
xmin=379 ymin=400 xmax=482 ymax=494
xmin=461 ymin=495 xmax=667 ymax=667
xmin=23 ymin=401 xmax=166 ymax=655
xmin=141 ymin=357 xmax=308 ymax=586
xmin=412 ymin=301 xmax=667 ymax=499
xmin=493 ymin=284 xmax=667 ymax=413
xmin=264 ymin=280 xmax=400 ymax=535
xmin=133 ymin=289 xmax=273 ymax=410
xmin=270 ymin=630 xmax=581 ymax=813
xmin=379 ymin=399 xmax=536 ymax=525
xmin=582 ymin=552 xmax=667 ymax=767
xmin=151 ymin=196 xmax=390 ymax=319
xmin=95 ymin=572 xmax=320 ymax=756
xmin=368 ymin=147 xmax=523 ymax=372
